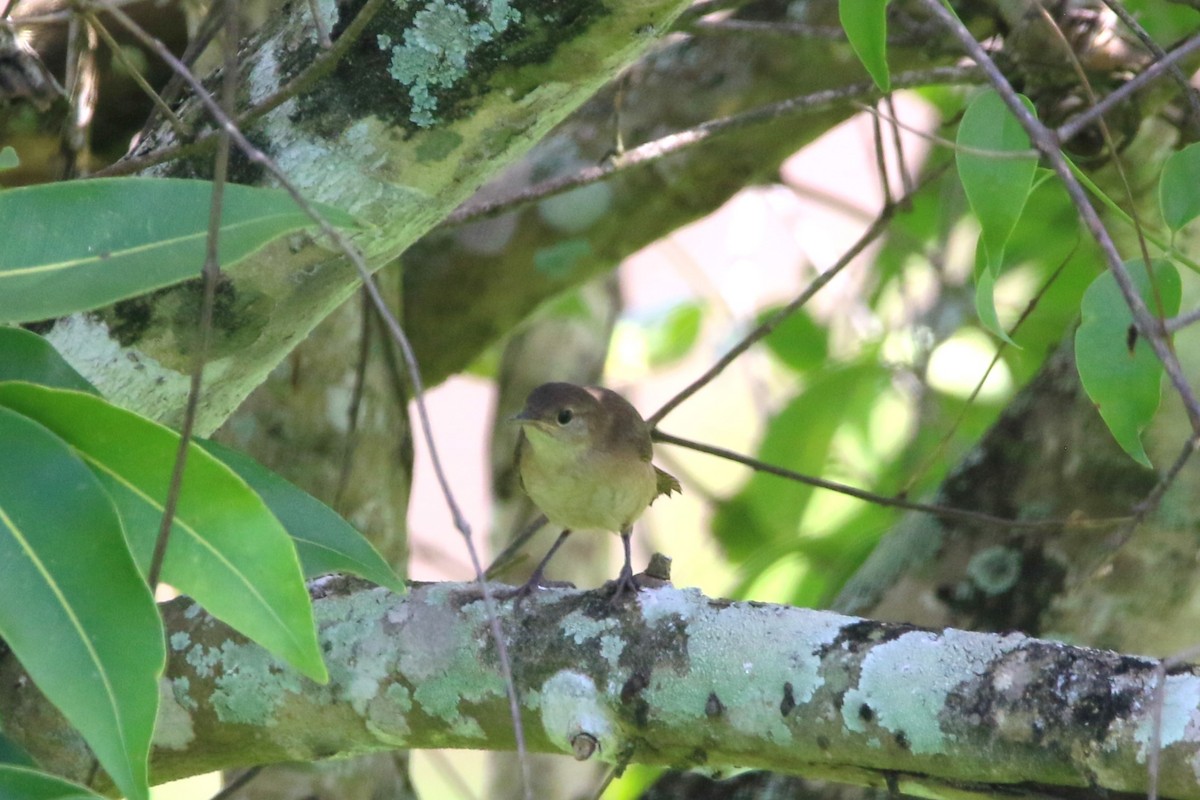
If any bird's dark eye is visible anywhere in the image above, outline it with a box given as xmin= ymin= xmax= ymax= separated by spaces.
xmin=556 ymin=408 xmax=573 ymax=425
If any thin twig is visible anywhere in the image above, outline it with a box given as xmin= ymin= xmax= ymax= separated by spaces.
xmin=647 ymin=163 xmax=950 ymax=427
xmin=447 ymin=66 xmax=984 ymax=225
xmin=687 ymin=18 xmax=849 ymax=39
xmin=83 ymin=9 xmax=190 ymax=138
xmin=651 ymin=430 xmax=1129 ymax=532
xmin=870 ymin=100 xmax=892 ymax=205
xmin=209 ymin=766 xmax=263 ymax=800
xmin=884 ymin=94 xmax=914 ymax=199
xmin=93 ymin=0 xmax=388 ymax=178
xmin=851 ymin=100 xmax=1038 ymax=159
xmin=8 ymin=0 xmax=142 ymax=23
xmin=1099 ymin=0 xmax=1200 ymax=137
xmin=334 ymin=290 xmax=373 ymax=513
xmin=1056 ymin=30 xmax=1200 ymax=144
xmin=92 ymin=2 xmax=532 ymax=792
xmin=900 ymin=238 xmax=1078 ymax=497
xmin=917 ymin=0 xmax=1200 ymax=437
xmin=1165 ymin=305 xmax=1200 ymax=333
xmin=146 ymin=0 xmax=236 ymax=592
xmin=306 ymin=0 xmax=333 ymax=48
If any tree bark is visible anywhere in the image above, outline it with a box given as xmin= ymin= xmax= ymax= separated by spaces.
xmin=2 ymin=577 xmax=1197 ymax=798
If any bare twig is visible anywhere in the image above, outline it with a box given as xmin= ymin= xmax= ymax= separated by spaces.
xmin=306 ymin=0 xmax=333 ymax=49
xmin=447 ymin=66 xmax=984 ymax=225
xmin=209 ymin=766 xmax=263 ymax=800
xmin=647 ymin=163 xmax=950 ymax=427
xmin=1056 ymin=30 xmax=1200 ymax=144
xmin=917 ymin=0 xmax=1200 ymax=436
xmin=651 ymin=430 xmax=1129 ymax=532
xmin=1165 ymin=305 xmax=1200 ymax=334
xmin=1099 ymin=0 xmax=1200 ymax=136
xmin=147 ymin=0 xmax=236 ymax=591
xmin=83 ymin=9 xmax=190 ymax=138
xmin=94 ymin=0 xmax=388 ymax=178
xmin=93 ymin=2 xmax=531 ymax=793
xmin=900 ymin=238 xmax=1078 ymax=497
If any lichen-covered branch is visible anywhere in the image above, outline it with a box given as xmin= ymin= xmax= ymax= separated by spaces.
xmin=2 ymin=577 xmax=1197 ymax=797
xmin=44 ymin=0 xmax=692 ymax=433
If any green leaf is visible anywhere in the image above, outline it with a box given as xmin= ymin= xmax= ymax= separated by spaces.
xmin=197 ymin=438 xmax=404 ymax=593
xmin=0 ymin=731 xmax=36 ymax=767
xmin=0 ymin=178 xmax=357 ymax=323
xmin=0 ymin=146 xmax=18 ymax=171
xmin=0 ymin=408 xmax=161 ymax=800
xmin=0 ymin=328 xmax=97 ymax=393
xmin=645 ymin=303 xmax=704 ymax=367
xmin=1159 ymin=142 xmax=1200 ymax=232
xmin=0 ymin=383 xmax=329 ymax=683
xmin=759 ymin=306 xmax=828 ymax=373
xmin=839 ymin=0 xmax=890 ymax=92
xmin=1075 ymin=259 xmax=1181 ymax=466
xmin=972 ymin=242 xmax=1017 ymax=346
xmin=957 ymin=90 xmax=1038 ymax=273
xmin=0 ymin=766 xmax=105 ymax=799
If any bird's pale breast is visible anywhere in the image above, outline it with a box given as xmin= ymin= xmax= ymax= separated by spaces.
xmin=519 ymin=438 xmax=657 ymax=533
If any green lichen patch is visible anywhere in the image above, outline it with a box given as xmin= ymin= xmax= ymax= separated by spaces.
xmin=322 ymin=0 xmax=607 ymax=132
xmin=379 ymin=0 xmax=520 ymax=127
xmin=210 ymin=641 xmax=306 ymax=727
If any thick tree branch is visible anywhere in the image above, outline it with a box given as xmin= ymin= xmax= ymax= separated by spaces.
xmin=41 ymin=0 xmax=692 ymax=433
xmin=2 ymin=577 xmax=1197 ymax=798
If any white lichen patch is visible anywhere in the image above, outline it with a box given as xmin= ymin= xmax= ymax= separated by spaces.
xmin=642 ymin=588 xmax=847 ymax=744
xmin=1133 ymin=673 xmax=1200 ymax=764
xmin=154 ymin=678 xmax=196 ymax=750
xmin=45 ymin=315 xmax=189 ymax=423
xmin=397 ymin=589 xmax=506 ymax=737
xmin=841 ymin=629 xmax=1027 ymax=754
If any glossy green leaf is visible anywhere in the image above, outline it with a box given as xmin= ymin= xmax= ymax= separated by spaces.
xmin=646 ymin=303 xmax=704 ymax=367
xmin=0 ymin=328 xmax=97 ymax=393
xmin=1075 ymin=259 xmax=1180 ymax=467
xmin=0 ymin=766 xmax=104 ymax=799
xmin=0 ymin=178 xmax=357 ymax=323
xmin=759 ymin=306 xmax=828 ymax=373
xmin=198 ymin=438 xmax=404 ymax=593
xmin=972 ymin=242 xmax=1016 ymax=346
xmin=0 ymin=408 xmax=161 ymax=800
xmin=1159 ymin=142 xmax=1200 ymax=232
xmin=0 ymin=383 xmax=329 ymax=683
xmin=839 ymin=0 xmax=890 ymax=92
xmin=0 ymin=147 xmax=18 ymax=171
xmin=0 ymin=731 xmax=36 ymax=767
xmin=957 ymin=90 xmax=1038 ymax=273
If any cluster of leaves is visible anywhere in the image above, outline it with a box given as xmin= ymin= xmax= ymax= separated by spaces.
xmin=0 ymin=179 xmax=392 ymax=800
xmin=694 ymin=1 xmax=1200 ymax=608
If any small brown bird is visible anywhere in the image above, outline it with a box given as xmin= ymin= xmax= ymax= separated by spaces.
xmin=512 ymin=382 xmax=680 ymax=600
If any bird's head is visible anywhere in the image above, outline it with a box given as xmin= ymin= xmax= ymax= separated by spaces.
xmin=511 ymin=382 xmax=603 ymax=453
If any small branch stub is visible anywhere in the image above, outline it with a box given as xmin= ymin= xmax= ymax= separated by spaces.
xmin=571 ymin=731 xmax=599 ymax=761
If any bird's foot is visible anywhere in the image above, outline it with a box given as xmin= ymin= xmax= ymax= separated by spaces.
xmin=499 ymin=574 xmax=575 ymax=611
xmin=606 ymin=564 xmax=641 ymax=605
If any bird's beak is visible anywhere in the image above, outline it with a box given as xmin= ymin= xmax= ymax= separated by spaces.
xmin=509 ymin=409 xmax=534 ymax=424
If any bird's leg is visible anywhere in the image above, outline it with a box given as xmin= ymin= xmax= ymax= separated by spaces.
xmin=510 ymin=529 xmax=572 ymax=608
xmin=609 ymin=527 xmax=639 ymax=603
